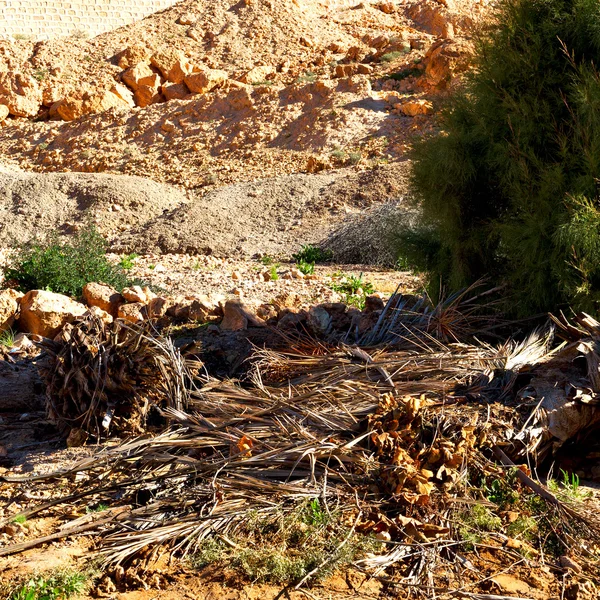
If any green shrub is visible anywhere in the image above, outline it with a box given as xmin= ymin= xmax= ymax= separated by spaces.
xmin=399 ymin=0 xmax=600 ymax=314
xmin=5 ymin=226 xmax=134 ymax=297
xmin=292 ymin=244 xmax=333 ymax=264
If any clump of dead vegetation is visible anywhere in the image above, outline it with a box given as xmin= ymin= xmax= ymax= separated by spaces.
xmin=1 ymin=287 xmax=600 ymax=597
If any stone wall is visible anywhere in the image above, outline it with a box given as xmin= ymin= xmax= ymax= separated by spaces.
xmin=0 ymin=0 xmax=181 ymax=40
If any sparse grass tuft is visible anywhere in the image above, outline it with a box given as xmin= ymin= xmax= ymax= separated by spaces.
xmin=12 ymin=514 xmax=26 ymax=524
xmin=380 ymin=51 xmax=404 ymax=63
xmin=0 ymin=328 xmax=16 ymax=348
xmin=190 ymin=500 xmax=380 ymax=585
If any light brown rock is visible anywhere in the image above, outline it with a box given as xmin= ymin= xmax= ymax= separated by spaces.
xmin=240 ymin=65 xmax=275 ymax=84
xmin=19 ymin=290 xmax=87 ymax=338
xmin=85 ymin=305 xmax=113 ymax=325
xmin=185 ymin=68 xmax=228 ymax=94
xmin=0 ymin=104 xmax=9 ymax=122
xmin=220 ymin=300 xmax=248 ymax=331
xmin=121 ymin=285 xmax=147 ymax=303
xmin=162 ymin=82 xmax=190 ymax=101
xmin=335 ymin=64 xmax=357 ymax=78
xmin=52 ymin=85 xmax=135 ymax=122
xmin=0 ymin=73 xmax=42 ymax=118
xmin=0 ymin=289 xmax=22 ymax=332
xmin=178 ymin=13 xmax=197 ymax=26
xmin=423 ymin=39 xmax=473 ymax=89
xmin=82 ymin=282 xmax=124 ymax=317
xmin=118 ymin=302 xmax=145 ymax=323
xmin=147 ymin=296 xmax=169 ymax=318
xmin=151 ymin=49 xmax=192 ymax=84
xmin=134 ymin=84 xmax=163 ymax=108
xmin=398 ymin=99 xmax=433 ymax=116
xmin=117 ymin=44 xmax=152 ymax=69
xmin=122 ymin=62 xmax=158 ymax=91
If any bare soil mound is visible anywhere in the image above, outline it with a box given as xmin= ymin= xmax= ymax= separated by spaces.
xmin=113 ymin=162 xmax=410 ymax=257
xmin=0 ymin=166 xmax=188 ymax=244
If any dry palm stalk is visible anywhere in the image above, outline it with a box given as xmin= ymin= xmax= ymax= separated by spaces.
xmin=37 ymin=314 xmax=193 ymax=439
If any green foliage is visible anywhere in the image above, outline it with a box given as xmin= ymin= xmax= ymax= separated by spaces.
xmin=547 ymin=469 xmax=592 ymax=501
xmin=297 ymin=260 xmax=315 ymax=275
xmin=292 ymin=245 xmax=333 ymax=264
xmin=0 ymin=328 xmax=16 ymax=348
xmin=387 ymin=66 xmax=423 ymax=81
xmin=380 ymin=51 xmax=404 ymax=63
xmin=8 ymin=570 xmax=88 ymax=600
xmin=5 ymin=225 xmax=135 ymax=297
xmin=401 ymin=0 xmax=600 ymax=314
xmin=12 ymin=514 xmax=26 ymax=524
xmin=270 ymin=265 xmax=280 ymax=281
xmin=331 ymin=273 xmax=375 ymax=310
xmin=85 ymin=503 xmax=108 ymax=514
xmin=118 ymin=253 xmax=138 ymax=270
xmin=260 ymin=254 xmax=276 ymax=266
xmin=296 ymin=71 xmax=317 ymax=84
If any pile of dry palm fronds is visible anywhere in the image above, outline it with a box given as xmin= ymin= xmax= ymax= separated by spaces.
xmin=2 ymin=307 xmax=600 ymax=596
xmin=38 ymin=314 xmax=193 ymax=439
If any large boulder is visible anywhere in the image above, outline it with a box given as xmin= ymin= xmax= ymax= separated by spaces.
xmin=185 ymin=68 xmax=228 ymax=94
xmin=82 ymin=282 xmax=124 ymax=318
xmin=19 ymin=290 xmax=87 ymax=338
xmin=0 ymin=289 xmax=23 ymax=332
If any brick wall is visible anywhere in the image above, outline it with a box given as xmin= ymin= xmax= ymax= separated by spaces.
xmin=0 ymin=0 xmax=181 ymax=40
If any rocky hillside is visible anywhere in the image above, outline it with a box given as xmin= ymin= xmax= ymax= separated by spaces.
xmin=0 ymin=0 xmax=486 ymax=189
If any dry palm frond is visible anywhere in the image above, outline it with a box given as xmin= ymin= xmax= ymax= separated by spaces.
xmin=38 ymin=314 xmax=195 ymax=438
xmin=3 ymin=309 xmax=600 ymax=594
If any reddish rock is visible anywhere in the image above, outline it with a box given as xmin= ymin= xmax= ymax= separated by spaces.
xmin=19 ymin=290 xmax=87 ymax=338
xmin=82 ymin=282 xmax=124 ymax=318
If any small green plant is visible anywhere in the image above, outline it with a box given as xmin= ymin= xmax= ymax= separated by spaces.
xmin=296 ymin=71 xmax=317 ymax=84
xmin=252 ymin=80 xmax=274 ymax=87
xmin=85 ymin=503 xmax=108 ymax=514
xmin=12 ymin=514 xmax=27 ymax=524
xmin=548 ymin=469 xmax=591 ymax=501
xmin=330 ymin=148 xmax=347 ymax=161
xmin=303 ymin=498 xmax=329 ymax=527
xmin=380 ymin=51 xmax=404 ymax=63
xmin=297 ymin=260 xmax=315 ymax=276
xmin=118 ymin=253 xmax=138 ymax=270
xmin=38 ymin=142 xmax=48 ymax=151
xmin=348 ymin=152 xmax=362 ymax=165
xmin=387 ymin=66 xmax=422 ymax=81
xmin=485 ymin=470 xmax=521 ymax=507
xmin=270 ymin=265 xmax=279 ymax=281
xmin=458 ymin=504 xmax=502 ymax=549
xmin=5 ymin=225 xmax=137 ymax=297
xmin=332 ymin=273 xmax=374 ymax=296
xmin=148 ymin=264 xmax=156 ymax=270
xmin=190 ymin=501 xmax=380 ymax=585
xmin=7 ymin=569 xmax=88 ymax=600
xmin=32 ymin=68 xmax=48 ymax=82
xmin=331 ymin=273 xmax=375 ymax=310
xmin=0 ymin=328 xmax=16 ymax=348
xmin=292 ymin=245 xmax=332 ymax=264
xmin=260 ymin=254 xmax=276 ymax=266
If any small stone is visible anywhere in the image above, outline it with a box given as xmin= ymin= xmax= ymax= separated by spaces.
xmin=231 ymin=271 xmax=242 ymax=281
xmin=117 ymin=303 xmax=145 ymax=323
xmin=122 ymin=286 xmax=147 ymax=303
xmin=67 ymin=428 xmax=88 ymax=448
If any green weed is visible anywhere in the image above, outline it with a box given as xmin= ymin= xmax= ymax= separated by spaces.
xmin=7 ymin=569 xmax=87 ymax=600
xmin=380 ymin=51 xmax=404 ymax=63
xmin=0 ymin=328 xmax=16 ymax=348
xmin=118 ymin=253 xmax=138 ymax=270
xmin=5 ymin=225 xmax=138 ymax=297
xmin=292 ymin=245 xmax=332 ymax=264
